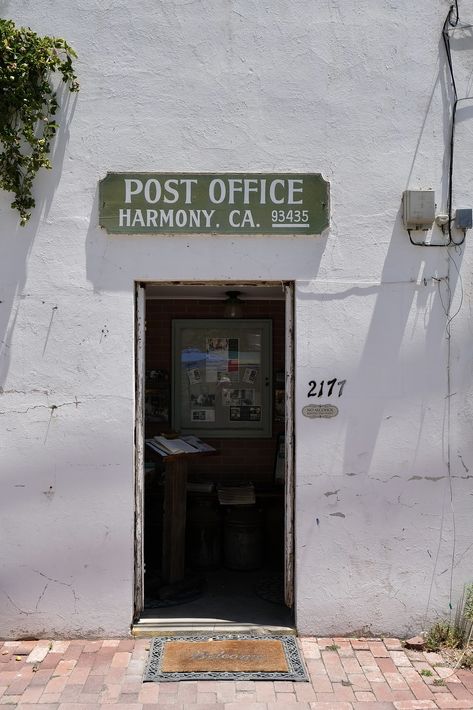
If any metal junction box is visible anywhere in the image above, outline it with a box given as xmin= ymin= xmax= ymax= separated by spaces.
xmin=403 ymin=190 xmax=435 ymax=230
xmin=455 ymin=208 xmax=473 ymax=230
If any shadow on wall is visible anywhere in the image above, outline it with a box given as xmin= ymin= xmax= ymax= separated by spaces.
xmin=295 ymin=22 xmax=473 ymax=636
xmin=342 ymin=23 xmax=469 ymax=476
xmin=0 ymin=433 xmax=134 ymax=638
xmin=84 ymin=181 xmax=331 ymax=294
xmin=295 ymin=214 xmax=463 ymax=634
xmin=84 ymin=184 xmax=129 ymax=293
xmin=298 ymin=24 xmax=467 ymax=484
xmin=0 ymin=89 xmax=78 ymax=388
xmin=296 ymin=211 xmax=461 ymax=477
xmin=341 ymin=218 xmax=460 ymax=478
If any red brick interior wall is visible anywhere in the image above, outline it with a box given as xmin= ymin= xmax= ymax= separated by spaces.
xmin=145 ymin=298 xmax=285 ymax=486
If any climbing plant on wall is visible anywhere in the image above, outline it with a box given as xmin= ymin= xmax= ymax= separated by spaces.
xmin=0 ymin=19 xmax=79 ymax=225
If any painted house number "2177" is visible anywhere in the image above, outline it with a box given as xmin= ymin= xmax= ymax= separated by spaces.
xmin=307 ymin=379 xmax=346 ymax=398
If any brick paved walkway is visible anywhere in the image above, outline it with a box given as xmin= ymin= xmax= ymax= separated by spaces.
xmin=1 ymin=636 xmax=472 ymax=709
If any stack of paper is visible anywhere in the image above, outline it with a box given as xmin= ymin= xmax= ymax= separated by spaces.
xmin=146 ymin=435 xmax=216 ymax=457
xmin=146 ymin=439 xmax=170 ymax=456
xmin=217 ymin=484 xmax=255 ymax=505
xmin=153 ymin=436 xmax=199 ymax=454
xmin=181 ymin=436 xmax=216 ymax=453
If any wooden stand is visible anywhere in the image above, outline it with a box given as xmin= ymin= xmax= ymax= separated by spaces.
xmin=161 ymin=456 xmax=188 ymax=584
xmin=147 ymin=446 xmax=218 ymax=585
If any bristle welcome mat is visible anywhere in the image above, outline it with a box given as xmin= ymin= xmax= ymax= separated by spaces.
xmin=143 ymin=633 xmax=308 ymax=682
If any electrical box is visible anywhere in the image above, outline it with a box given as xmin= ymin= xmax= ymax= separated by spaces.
xmin=455 ymin=208 xmax=472 ymax=230
xmin=403 ymin=190 xmax=435 ymax=230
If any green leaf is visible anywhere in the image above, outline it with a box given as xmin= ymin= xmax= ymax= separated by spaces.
xmin=0 ymin=18 xmax=79 ymax=224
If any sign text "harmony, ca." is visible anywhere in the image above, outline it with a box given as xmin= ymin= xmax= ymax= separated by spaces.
xmin=99 ymin=173 xmax=329 ymax=235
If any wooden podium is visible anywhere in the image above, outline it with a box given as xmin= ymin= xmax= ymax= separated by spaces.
xmin=147 ymin=446 xmax=217 ymax=585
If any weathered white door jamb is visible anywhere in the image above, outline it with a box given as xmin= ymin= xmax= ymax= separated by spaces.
xmin=284 ymin=282 xmax=295 ymax=608
xmin=133 ymin=282 xmax=146 ymax=619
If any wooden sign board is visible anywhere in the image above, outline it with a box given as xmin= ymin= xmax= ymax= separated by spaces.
xmin=99 ymin=172 xmax=329 ymax=235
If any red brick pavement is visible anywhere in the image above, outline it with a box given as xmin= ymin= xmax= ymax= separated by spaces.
xmin=0 ymin=637 xmax=471 ymax=708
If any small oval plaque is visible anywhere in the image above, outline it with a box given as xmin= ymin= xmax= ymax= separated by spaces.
xmin=302 ymin=404 xmax=339 ymax=419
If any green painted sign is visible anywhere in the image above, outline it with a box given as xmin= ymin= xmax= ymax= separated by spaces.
xmin=99 ymin=172 xmax=329 ymax=235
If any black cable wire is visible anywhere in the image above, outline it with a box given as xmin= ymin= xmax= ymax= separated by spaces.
xmin=442 ymin=6 xmax=456 ymax=246
xmin=407 ymin=229 xmax=448 ymax=247
xmin=442 ymin=2 xmax=467 ymax=247
xmin=408 ymin=4 xmax=462 ymax=247
xmin=443 ymin=4 xmax=459 ymax=99
xmin=410 ymin=4 xmax=471 ymax=251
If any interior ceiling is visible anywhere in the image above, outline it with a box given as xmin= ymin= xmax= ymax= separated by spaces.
xmin=146 ymin=283 xmax=286 ymax=300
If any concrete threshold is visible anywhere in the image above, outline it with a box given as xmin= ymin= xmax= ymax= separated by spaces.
xmin=132 ymin=618 xmax=296 ymax=637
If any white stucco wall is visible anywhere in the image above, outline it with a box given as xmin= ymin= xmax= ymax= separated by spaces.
xmin=1 ymin=0 xmax=472 ymax=637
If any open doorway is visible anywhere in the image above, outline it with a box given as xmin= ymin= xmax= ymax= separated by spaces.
xmin=134 ymin=282 xmax=294 ymax=632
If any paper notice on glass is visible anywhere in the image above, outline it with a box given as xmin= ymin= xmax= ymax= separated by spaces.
xmin=222 ymin=388 xmax=255 ymax=407
xmin=207 ymin=337 xmax=229 ymax=355
xmin=230 ymin=406 xmax=261 ymax=422
xmin=187 ymin=367 xmax=202 ymax=384
xmin=240 ymin=389 xmax=255 ymax=405
xmin=191 ymin=408 xmax=216 ymax=422
xmin=190 ymin=393 xmax=215 ymax=408
xmin=217 ymin=370 xmax=233 ymax=385
xmin=222 ymin=388 xmax=238 ymax=406
xmin=243 ymin=367 xmax=258 ymax=385
xmin=206 ymin=337 xmax=228 ymax=382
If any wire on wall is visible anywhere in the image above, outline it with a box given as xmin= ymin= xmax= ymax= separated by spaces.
xmin=406 ymin=229 xmax=445 ymax=247
xmin=417 ymin=0 xmax=470 ymax=636
xmin=408 ymin=3 xmax=467 ymax=248
xmin=442 ymin=0 xmax=470 ymax=247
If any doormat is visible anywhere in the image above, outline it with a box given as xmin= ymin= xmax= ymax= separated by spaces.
xmin=143 ymin=633 xmax=308 ymax=682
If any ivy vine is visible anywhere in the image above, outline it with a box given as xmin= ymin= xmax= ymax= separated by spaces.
xmin=0 ymin=19 xmax=79 ymax=225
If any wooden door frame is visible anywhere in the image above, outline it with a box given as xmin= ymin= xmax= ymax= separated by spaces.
xmin=133 ymin=280 xmax=295 ymax=620
xmin=134 ymin=282 xmax=146 ymax=619
xmin=284 ymin=282 xmax=295 ymax=608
